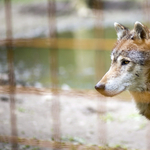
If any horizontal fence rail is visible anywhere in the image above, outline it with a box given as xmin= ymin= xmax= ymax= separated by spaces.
xmin=0 ymin=135 xmax=126 ymax=150
xmin=0 ymin=38 xmax=116 ymax=50
xmin=0 ymin=85 xmax=102 ymax=98
xmin=0 ymin=85 xmax=131 ymax=101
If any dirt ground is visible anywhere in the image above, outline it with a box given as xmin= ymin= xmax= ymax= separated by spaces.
xmin=0 ymin=92 xmax=149 ymax=150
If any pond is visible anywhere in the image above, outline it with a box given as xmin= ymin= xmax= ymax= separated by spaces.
xmin=0 ymin=46 xmax=111 ymax=90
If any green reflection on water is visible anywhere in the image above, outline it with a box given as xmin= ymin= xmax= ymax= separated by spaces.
xmin=0 ymin=47 xmax=111 ymax=90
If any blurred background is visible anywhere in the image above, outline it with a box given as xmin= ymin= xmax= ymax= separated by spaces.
xmin=0 ymin=0 xmax=150 ymax=150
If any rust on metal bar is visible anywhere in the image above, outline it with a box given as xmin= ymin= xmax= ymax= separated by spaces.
xmin=4 ymin=0 xmax=18 ymax=149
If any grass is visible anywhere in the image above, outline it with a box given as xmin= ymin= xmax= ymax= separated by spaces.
xmin=61 ymin=136 xmax=86 ymax=144
xmin=100 ymin=113 xmax=114 ymax=122
xmin=17 ymin=107 xmax=26 ymax=113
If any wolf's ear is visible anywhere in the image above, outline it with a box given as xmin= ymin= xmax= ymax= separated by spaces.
xmin=114 ymin=22 xmax=129 ymax=40
xmin=134 ymin=21 xmax=149 ymax=40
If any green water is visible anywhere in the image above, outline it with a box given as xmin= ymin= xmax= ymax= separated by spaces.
xmin=0 ymin=47 xmax=111 ymax=90
xmin=0 ymin=26 xmax=116 ymax=89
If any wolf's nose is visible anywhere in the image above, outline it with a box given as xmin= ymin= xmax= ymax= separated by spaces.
xmin=95 ymin=83 xmax=105 ymax=90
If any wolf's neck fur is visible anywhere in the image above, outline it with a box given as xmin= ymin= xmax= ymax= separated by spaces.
xmin=129 ymin=83 xmax=150 ymax=119
xmin=130 ymin=91 xmax=150 ymax=103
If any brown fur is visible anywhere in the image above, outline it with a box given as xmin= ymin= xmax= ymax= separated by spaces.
xmin=95 ymin=22 xmax=150 ymax=120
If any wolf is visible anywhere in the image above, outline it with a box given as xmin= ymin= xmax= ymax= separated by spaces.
xmin=95 ymin=21 xmax=150 ymax=120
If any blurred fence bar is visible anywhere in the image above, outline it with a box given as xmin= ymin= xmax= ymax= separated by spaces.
xmin=143 ymin=1 xmax=150 ymax=149
xmin=48 ymin=0 xmax=61 ymax=146
xmin=0 ymin=86 xmax=103 ymax=98
xmin=48 ymin=0 xmax=57 ymax=38
xmin=0 ymin=38 xmax=116 ymax=50
xmin=93 ymin=0 xmax=107 ymax=145
xmin=143 ymin=0 xmax=150 ymax=24
xmin=0 ymin=135 xmax=112 ymax=150
xmin=5 ymin=0 xmax=12 ymax=40
xmin=4 ymin=0 xmax=18 ymax=150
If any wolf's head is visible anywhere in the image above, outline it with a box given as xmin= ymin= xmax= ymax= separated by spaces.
xmin=95 ymin=21 xmax=150 ymax=97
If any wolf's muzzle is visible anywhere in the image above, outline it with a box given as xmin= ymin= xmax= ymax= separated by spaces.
xmin=95 ymin=83 xmax=109 ymax=96
xmin=95 ymin=83 xmax=105 ymax=91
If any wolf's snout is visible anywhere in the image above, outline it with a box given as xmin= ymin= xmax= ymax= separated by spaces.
xmin=95 ymin=83 xmax=110 ymax=96
xmin=95 ymin=83 xmax=105 ymax=91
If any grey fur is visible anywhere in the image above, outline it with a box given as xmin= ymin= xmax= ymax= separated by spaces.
xmin=114 ymin=22 xmax=129 ymax=40
xmin=96 ymin=22 xmax=150 ymax=120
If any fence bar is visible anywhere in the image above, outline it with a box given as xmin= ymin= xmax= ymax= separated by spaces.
xmin=143 ymin=0 xmax=150 ymax=25
xmin=48 ymin=0 xmax=57 ymax=38
xmin=142 ymin=1 xmax=150 ymax=150
xmin=0 ymin=38 xmax=116 ymax=51
xmin=93 ymin=0 xmax=107 ymax=145
xmin=4 ymin=0 xmax=18 ymax=150
xmin=48 ymin=0 xmax=61 ymax=147
xmin=0 ymin=135 xmax=123 ymax=150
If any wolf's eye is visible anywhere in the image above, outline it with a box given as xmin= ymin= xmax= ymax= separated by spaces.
xmin=121 ymin=60 xmax=130 ymax=65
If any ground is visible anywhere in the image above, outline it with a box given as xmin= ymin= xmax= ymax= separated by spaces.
xmin=0 ymin=92 xmax=149 ymax=150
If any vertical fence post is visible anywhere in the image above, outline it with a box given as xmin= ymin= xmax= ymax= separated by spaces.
xmin=143 ymin=0 xmax=150 ymax=25
xmin=48 ymin=0 xmax=61 ymax=147
xmin=93 ymin=0 xmax=107 ymax=145
xmin=4 ymin=0 xmax=18 ymax=150
xmin=142 ymin=1 xmax=150 ymax=149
